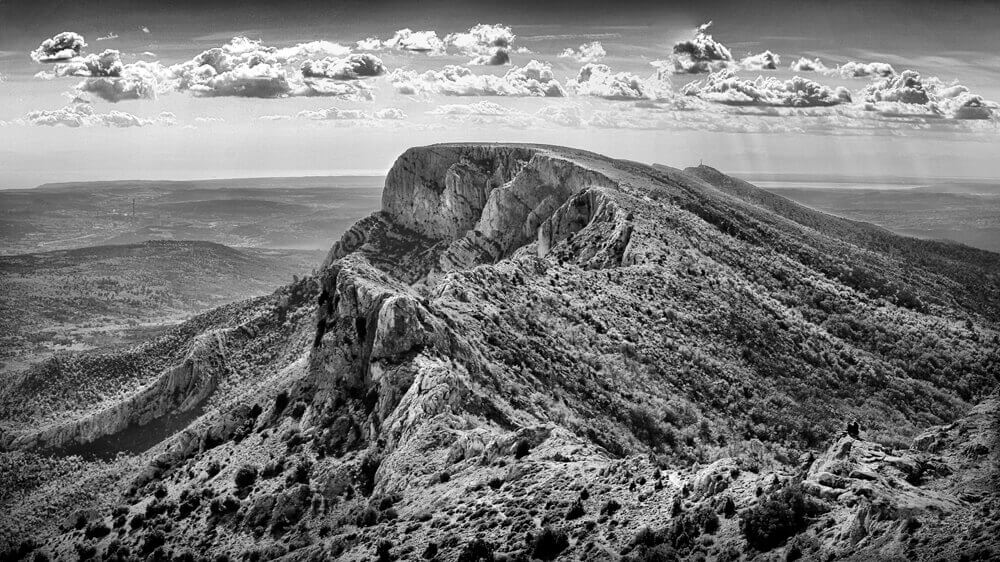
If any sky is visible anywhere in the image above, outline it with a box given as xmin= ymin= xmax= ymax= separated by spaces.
xmin=0 ymin=0 xmax=998 ymax=188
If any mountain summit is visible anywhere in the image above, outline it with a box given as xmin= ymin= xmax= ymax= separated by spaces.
xmin=2 ymin=144 xmax=998 ymax=561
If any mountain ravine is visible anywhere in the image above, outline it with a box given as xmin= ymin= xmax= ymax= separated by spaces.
xmin=1 ymin=143 xmax=998 ymax=561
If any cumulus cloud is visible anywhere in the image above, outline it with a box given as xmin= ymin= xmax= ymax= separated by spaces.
xmin=76 ymin=60 xmax=173 ymax=102
xmin=654 ymin=21 xmax=733 ymax=75
xmin=559 ymin=41 xmax=607 ymax=63
xmin=789 ymin=57 xmax=828 ymax=73
xmin=445 ymin=23 xmax=516 ymax=65
xmin=24 ymin=103 xmax=172 ymax=127
xmin=301 ymin=53 xmax=387 ymax=80
xmin=741 ymin=51 xmax=780 ymax=71
xmin=356 ymin=37 xmax=383 ymax=51
xmin=861 ymin=70 xmax=997 ymax=120
xmin=258 ymin=114 xmax=291 ymax=120
xmin=838 ymin=61 xmax=895 ymax=79
xmin=53 ymin=49 xmax=123 ymax=77
xmin=296 ymin=107 xmax=405 ymax=121
xmin=385 ymin=29 xmax=446 ymax=54
xmin=275 ymin=40 xmax=351 ymax=61
xmin=682 ymin=69 xmax=851 ymax=107
xmin=569 ymin=64 xmax=659 ymax=100
xmin=166 ymin=37 xmax=373 ymax=99
xmin=389 ymin=60 xmax=565 ymax=97
xmin=31 ymin=32 xmax=87 ymax=63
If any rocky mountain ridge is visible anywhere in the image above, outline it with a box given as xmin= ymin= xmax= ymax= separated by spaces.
xmin=1 ymin=143 xmax=998 ymax=561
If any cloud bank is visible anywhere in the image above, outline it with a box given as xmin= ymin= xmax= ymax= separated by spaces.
xmin=390 ymin=60 xmax=565 ymax=97
xmin=682 ymin=69 xmax=851 ymax=107
xmin=559 ymin=42 xmax=607 ymax=63
xmin=25 ymin=103 xmax=174 ymax=127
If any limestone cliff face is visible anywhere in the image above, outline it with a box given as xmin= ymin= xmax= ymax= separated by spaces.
xmin=379 ymin=144 xmax=626 ymax=274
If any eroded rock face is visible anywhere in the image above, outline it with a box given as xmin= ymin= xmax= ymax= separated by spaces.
xmin=3 ymin=331 xmax=228 ymax=452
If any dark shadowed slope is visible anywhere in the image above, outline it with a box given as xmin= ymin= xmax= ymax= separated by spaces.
xmin=1 ymin=144 xmax=997 ymax=561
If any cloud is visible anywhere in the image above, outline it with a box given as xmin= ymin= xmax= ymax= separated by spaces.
xmin=53 ymin=49 xmax=123 ymax=77
xmin=194 ymin=116 xmax=225 ymax=123
xmin=559 ymin=41 xmax=607 ymax=63
xmin=275 ymin=40 xmax=351 ymax=61
xmin=389 ymin=60 xmax=565 ymax=97
xmin=838 ymin=61 xmax=895 ymax=78
xmin=385 ymin=29 xmax=446 ymax=54
xmin=296 ymin=107 xmax=406 ymax=121
xmin=535 ymin=105 xmax=585 ymax=127
xmin=445 ymin=23 xmax=516 ymax=66
xmin=31 ymin=32 xmax=87 ymax=63
xmin=24 ymin=103 xmax=172 ymax=127
xmin=861 ymin=70 xmax=997 ymax=120
xmin=76 ymin=60 xmax=173 ymax=102
xmin=301 ymin=54 xmax=387 ymax=80
xmin=741 ymin=50 xmax=780 ymax=71
xmin=569 ymin=63 xmax=658 ymax=100
xmin=789 ymin=57 xmax=828 ymax=73
xmin=356 ymin=37 xmax=382 ymax=51
xmin=654 ymin=21 xmax=733 ymax=75
xmin=96 ymin=33 xmax=118 ymax=41
xmin=167 ymin=37 xmax=373 ymax=99
xmin=429 ymin=100 xmax=518 ymax=116
xmin=682 ymin=69 xmax=851 ymax=107
xmin=258 ymin=114 xmax=292 ymax=121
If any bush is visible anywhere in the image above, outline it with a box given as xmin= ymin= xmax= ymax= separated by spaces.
xmin=531 ymin=527 xmax=569 ymax=560
xmin=234 ymin=465 xmax=258 ymax=488
xmin=740 ymin=483 xmax=816 ymax=551
xmin=457 ymin=538 xmax=495 ymax=562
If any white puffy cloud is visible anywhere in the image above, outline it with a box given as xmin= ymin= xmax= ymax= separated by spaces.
xmin=296 ymin=107 xmax=406 ymax=121
xmin=53 ymin=49 xmax=123 ymax=77
xmin=861 ymin=70 xmax=997 ymax=120
xmin=569 ymin=63 xmax=658 ymax=100
xmin=682 ymin=69 xmax=851 ymax=107
xmin=389 ymin=60 xmax=565 ymax=97
xmin=31 ymin=32 xmax=87 ymax=63
xmin=445 ymin=24 xmax=515 ymax=65
xmin=166 ymin=37 xmax=373 ymax=99
xmin=838 ymin=61 xmax=895 ymax=79
xmin=76 ymin=60 xmax=174 ymax=102
xmin=654 ymin=21 xmax=733 ymax=75
xmin=301 ymin=54 xmax=387 ymax=80
xmin=275 ymin=40 xmax=351 ymax=61
xmin=24 ymin=103 xmax=172 ymax=127
xmin=258 ymin=114 xmax=291 ymax=121
xmin=789 ymin=57 xmax=828 ymax=73
xmin=559 ymin=41 xmax=607 ymax=63
xmin=741 ymin=50 xmax=780 ymax=71
xmin=385 ymin=29 xmax=446 ymax=54
xmin=356 ymin=37 xmax=383 ymax=51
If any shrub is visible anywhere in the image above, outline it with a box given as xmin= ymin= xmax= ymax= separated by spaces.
xmin=740 ymin=483 xmax=817 ymax=551
xmin=234 ymin=465 xmax=258 ymax=488
xmin=514 ymin=439 xmax=532 ymax=459
xmin=457 ymin=538 xmax=495 ymax=562
xmin=600 ymin=499 xmax=622 ymax=516
xmin=532 ymin=527 xmax=569 ymax=560
xmin=565 ymin=499 xmax=585 ymax=520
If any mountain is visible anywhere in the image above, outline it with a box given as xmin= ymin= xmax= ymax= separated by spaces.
xmin=1 ymin=144 xmax=998 ymax=561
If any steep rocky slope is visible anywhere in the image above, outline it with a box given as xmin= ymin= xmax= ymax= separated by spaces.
xmin=1 ymin=144 xmax=998 ymax=561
